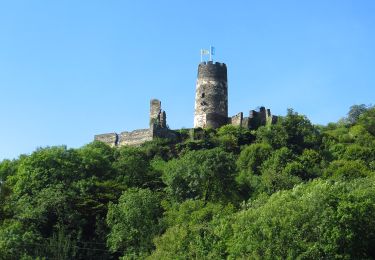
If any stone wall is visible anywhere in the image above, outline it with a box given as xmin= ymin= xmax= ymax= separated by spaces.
xmin=266 ymin=109 xmax=271 ymax=121
xmin=159 ymin=110 xmax=167 ymax=128
xmin=205 ymin=113 xmax=228 ymax=129
xmin=241 ymin=117 xmax=250 ymax=128
xmin=230 ymin=112 xmax=243 ymax=126
xmin=119 ymin=129 xmax=153 ymax=146
xmin=259 ymin=107 xmax=267 ymax=125
xmin=94 ymin=98 xmax=177 ymax=147
xmin=230 ymin=106 xmax=278 ymax=129
xmin=95 ymin=127 xmax=177 ymax=148
xmin=150 ymin=99 xmax=167 ymax=128
xmin=153 ymin=126 xmax=177 ymax=140
xmin=271 ymin=115 xmax=278 ymax=124
xmin=94 ymin=133 xmax=118 ymax=147
xmin=150 ymin=99 xmax=161 ymax=126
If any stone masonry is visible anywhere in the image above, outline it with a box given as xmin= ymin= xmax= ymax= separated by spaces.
xmin=230 ymin=106 xmax=278 ymax=130
xmin=94 ymin=99 xmax=176 ymax=147
xmin=94 ymin=59 xmax=278 ymax=147
xmin=193 ymin=61 xmax=277 ymax=130
xmin=194 ymin=61 xmax=228 ymax=129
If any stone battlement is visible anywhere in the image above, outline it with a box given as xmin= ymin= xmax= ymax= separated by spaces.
xmin=94 ymin=99 xmax=176 ymax=147
xmin=198 ymin=61 xmax=227 ymax=80
xmin=94 ymin=133 xmax=118 ymax=147
xmin=199 ymin=61 xmax=226 ymax=66
xmin=230 ymin=106 xmax=277 ymax=130
xmin=119 ymin=129 xmax=153 ymax=147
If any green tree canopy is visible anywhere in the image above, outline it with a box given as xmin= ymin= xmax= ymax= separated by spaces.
xmin=228 ymin=178 xmax=375 ymax=259
xmin=150 ymin=200 xmax=234 ymax=260
xmin=347 ymin=104 xmax=369 ymax=124
xmin=106 ymin=188 xmax=163 ymax=258
xmin=162 ymin=148 xmax=236 ymax=202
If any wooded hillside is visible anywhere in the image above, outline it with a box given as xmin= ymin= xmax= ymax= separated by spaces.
xmin=1 ymin=105 xmax=374 ymax=259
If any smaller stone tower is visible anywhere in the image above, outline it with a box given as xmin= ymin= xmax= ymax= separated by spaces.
xmin=150 ymin=99 xmax=167 ymax=128
xmin=194 ymin=61 xmax=228 ymax=129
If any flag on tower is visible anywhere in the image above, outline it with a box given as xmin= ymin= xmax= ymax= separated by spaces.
xmin=200 ymin=46 xmax=215 ymax=62
xmin=201 ymin=49 xmax=210 ymax=55
xmin=210 ymin=46 xmax=215 ymax=55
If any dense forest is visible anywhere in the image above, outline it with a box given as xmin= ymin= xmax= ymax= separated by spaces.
xmin=1 ymin=105 xmax=375 ymax=259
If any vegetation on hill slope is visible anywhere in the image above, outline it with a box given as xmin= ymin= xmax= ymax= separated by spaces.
xmin=0 ymin=105 xmax=374 ymax=259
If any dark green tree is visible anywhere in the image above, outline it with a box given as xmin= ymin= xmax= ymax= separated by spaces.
xmin=162 ymin=148 xmax=236 ymax=202
xmin=150 ymin=200 xmax=234 ymax=259
xmin=106 ymin=188 xmax=163 ymax=258
xmin=257 ymin=109 xmax=321 ymax=153
xmin=214 ymin=125 xmax=253 ymax=152
xmin=347 ymin=104 xmax=368 ymax=124
xmin=259 ymin=147 xmax=302 ymax=194
xmin=228 ymin=178 xmax=375 ymax=259
xmin=358 ymin=106 xmax=375 ymax=135
xmin=112 ymin=146 xmax=162 ymax=189
xmin=236 ymin=143 xmax=273 ymax=198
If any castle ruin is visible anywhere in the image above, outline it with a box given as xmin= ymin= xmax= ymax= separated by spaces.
xmin=94 ymin=60 xmax=277 ymax=147
xmin=94 ymin=99 xmax=175 ymax=147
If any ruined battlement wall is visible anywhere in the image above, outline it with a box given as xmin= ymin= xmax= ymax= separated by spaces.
xmin=230 ymin=106 xmax=278 ymax=129
xmin=94 ymin=98 xmax=176 ymax=147
xmin=94 ymin=133 xmax=118 ymax=147
xmin=150 ymin=99 xmax=161 ymax=125
xmin=150 ymin=99 xmax=167 ymax=128
xmin=271 ymin=115 xmax=278 ymax=124
xmin=259 ymin=107 xmax=267 ymax=125
xmin=241 ymin=117 xmax=250 ymax=128
xmin=119 ymin=129 xmax=153 ymax=146
xmin=206 ymin=113 xmax=228 ymax=129
xmin=197 ymin=61 xmax=227 ymax=80
xmin=230 ymin=112 xmax=243 ymax=126
xmin=153 ymin=127 xmax=177 ymax=140
xmin=95 ymin=127 xmax=177 ymax=148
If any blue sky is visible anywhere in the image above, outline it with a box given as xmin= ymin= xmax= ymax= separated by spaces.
xmin=0 ymin=0 xmax=374 ymax=160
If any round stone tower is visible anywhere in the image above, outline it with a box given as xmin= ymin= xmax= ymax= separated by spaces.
xmin=194 ymin=61 xmax=228 ymax=128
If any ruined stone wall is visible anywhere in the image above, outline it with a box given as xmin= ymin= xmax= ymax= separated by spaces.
xmin=248 ymin=107 xmax=277 ymax=129
xmin=160 ymin=111 xmax=167 ymax=128
xmin=241 ymin=117 xmax=250 ymax=128
xmin=248 ymin=110 xmax=260 ymax=129
xmin=94 ymin=133 xmax=118 ymax=147
xmin=119 ymin=129 xmax=153 ymax=146
xmin=206 ymin=113 xmax=228 ymax=129
xmin=266 ymin=109 xmax=271 ymax=120
xmin=228 ymin=107 xmax=278 ymax=130
xmin=194 ymin=61 xmax=228 ymax=129
xmin=150 ymin=99 xmax=167 ymax=128
xmin=150 ymin=99 xmax=161 ymax=125
xmin=95 ymin=98 xmax=177 ymax=147
xmin=271 ymin=115 xmax=278 ymax=124
xmin=230 ymin=112 xmax=243 ymax=127
xmin=153 ymin=126 xmax=177 ymax=140
xmin=259 ymin=107 xmax=267 ymax=125
xmin=96 ymin=127 xmax=177 ymax=148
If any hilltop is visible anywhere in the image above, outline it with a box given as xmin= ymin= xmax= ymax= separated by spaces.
xmin=0 ymin=105 xmax=374 ymax=259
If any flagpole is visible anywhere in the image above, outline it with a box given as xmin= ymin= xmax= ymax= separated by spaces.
xmin=209 ymin=45 xmax=212 ymax=61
